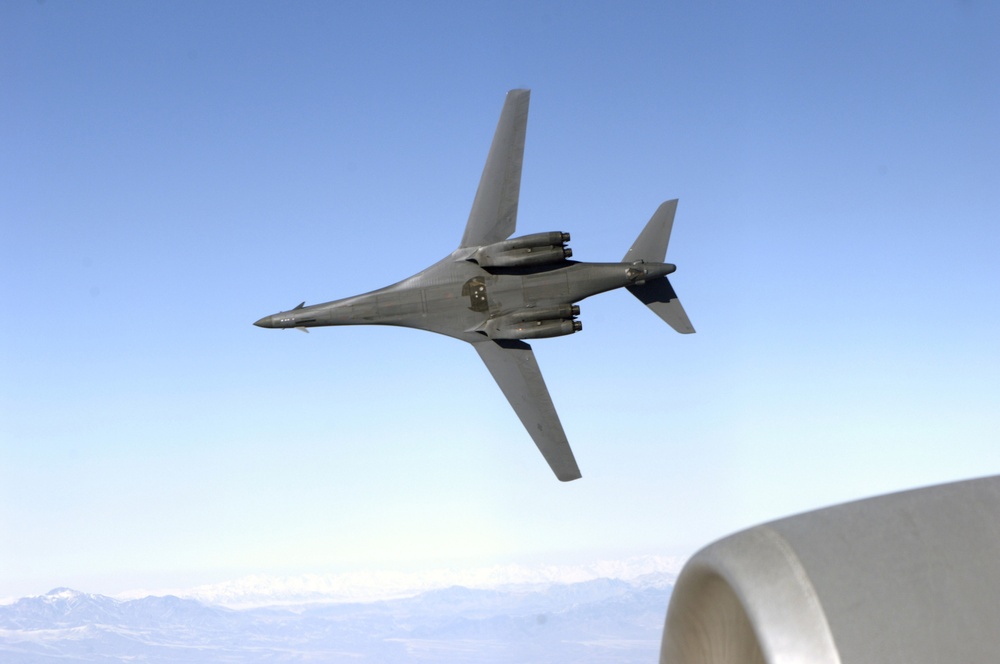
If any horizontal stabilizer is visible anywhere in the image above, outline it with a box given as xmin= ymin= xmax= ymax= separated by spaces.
xmin=628 ymin=278 xmax=695 ymax=334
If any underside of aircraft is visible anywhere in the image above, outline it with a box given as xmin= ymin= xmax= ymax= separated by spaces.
xmin=255 ymin=90 xmax=694 ymax=481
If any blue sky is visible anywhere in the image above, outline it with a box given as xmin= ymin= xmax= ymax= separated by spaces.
xmin=2 ymin=1 xmax=998 ymax=598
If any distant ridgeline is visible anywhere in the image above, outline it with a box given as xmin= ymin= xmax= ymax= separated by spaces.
xmin=1 ymin=577 xmax=673 ymax=663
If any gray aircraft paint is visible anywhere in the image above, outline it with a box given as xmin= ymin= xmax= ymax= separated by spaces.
xmin=255 ymin=89 xmax=694 ymax=481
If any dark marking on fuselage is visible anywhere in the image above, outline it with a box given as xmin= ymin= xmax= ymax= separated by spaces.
xmin=462 ymin=277 xmax=490 ymax=312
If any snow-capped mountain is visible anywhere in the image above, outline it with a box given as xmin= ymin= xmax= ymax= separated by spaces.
xmin=0 ymin=574 xmax=675 ymax=663
xmin=152 ymin=554 xmax=683 ymax=608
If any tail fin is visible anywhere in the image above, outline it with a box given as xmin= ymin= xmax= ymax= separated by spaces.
xmin=625 ymin=200 xmax=696 ymax=334
xmin=623 ymin=199 xmax=677 ymax=263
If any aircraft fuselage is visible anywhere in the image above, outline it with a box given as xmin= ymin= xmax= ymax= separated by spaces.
xmin=254 ymin=254 xmax=676 ymax=343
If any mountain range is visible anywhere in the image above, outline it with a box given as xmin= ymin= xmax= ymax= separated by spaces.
xmin=161 ymin=554 xmax=684 ymax=607
xmin=0 ymin=575 xmax=674 ymax=663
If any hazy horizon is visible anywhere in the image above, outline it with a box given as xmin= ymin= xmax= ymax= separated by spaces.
xmin=3 ymin=1 xmax=998 ymax=603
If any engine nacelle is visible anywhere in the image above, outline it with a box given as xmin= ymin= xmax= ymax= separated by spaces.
xmin=482 ymin=304 xmax=582 ymax=340
xmin=505 ymin=303 xmax=580 ymax=323
xmin=486 ymin=318 xmax=582 ymax=340
xmin=470 ymin=232 xmax=572 ymax=268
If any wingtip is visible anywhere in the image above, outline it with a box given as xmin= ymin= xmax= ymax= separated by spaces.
xmin=557 ymin=467 xmax=583 ymax=482
xmin=507 ymin=88 xmax=531 ymax=103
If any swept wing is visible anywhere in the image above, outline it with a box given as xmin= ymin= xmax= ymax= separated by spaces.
xmin=473 ymin=339 xmax=581 ymax=482
xmin=459 ymin=89 xmax=530 ymax=248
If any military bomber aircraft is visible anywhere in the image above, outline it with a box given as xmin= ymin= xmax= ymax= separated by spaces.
xmin=254 ymin=89 xmax=694 ymax=481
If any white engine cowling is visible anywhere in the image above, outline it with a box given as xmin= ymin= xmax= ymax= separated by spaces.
xmin=661 ymin=475 xmax=1000 ymax=664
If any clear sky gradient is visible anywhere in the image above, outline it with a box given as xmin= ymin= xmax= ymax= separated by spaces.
xmin=3 ymin=1 xmax=999 ymax=598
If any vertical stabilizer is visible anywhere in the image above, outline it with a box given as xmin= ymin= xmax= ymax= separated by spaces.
xmin=625 ymin=199 xmax=695 ymax=334
xmin=623 ymin=199 xmax=677 ymax=263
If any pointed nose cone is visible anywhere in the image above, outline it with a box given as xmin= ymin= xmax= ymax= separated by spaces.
xmin=254 ymin=315 xmax=274 ymax=328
